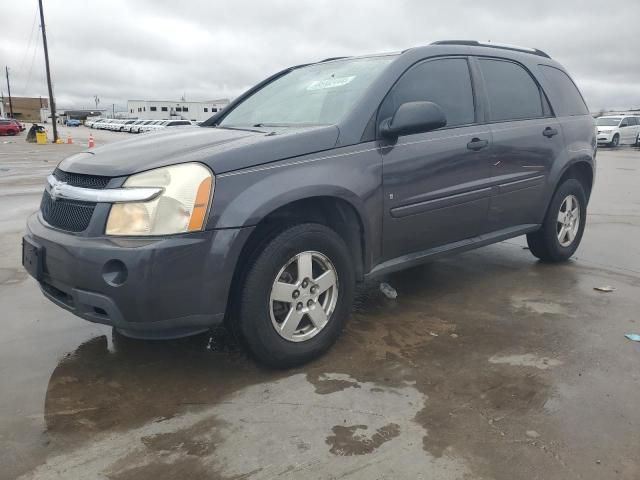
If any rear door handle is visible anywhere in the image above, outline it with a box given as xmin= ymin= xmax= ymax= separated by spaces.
xmin=467 ymin=138 xmax=489 ymax=151
xmin=543 ymin=127 xmax=559 ymax=138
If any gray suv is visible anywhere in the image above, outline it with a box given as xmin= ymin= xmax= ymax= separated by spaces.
xmin=23 ymin=41 xmax=596 ymax=367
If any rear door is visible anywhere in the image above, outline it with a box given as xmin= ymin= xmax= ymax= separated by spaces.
xmin=620 ymin=117 xmax=639 ymax=144
xmin=619 ymin=117 xmax=632 ymax=143
xmin=630 ymin=117 xmax=640 ymax=143
xmin=476 ymin=57 xmax=564 ymax=231
xmin=380 ymin=57 xmax=493 ymax=261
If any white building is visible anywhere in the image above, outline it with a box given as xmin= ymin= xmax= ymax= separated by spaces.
xmin=126 ymin=99 xmax=230 ymax=122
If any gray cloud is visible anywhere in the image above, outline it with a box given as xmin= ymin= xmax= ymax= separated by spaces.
xmin=1 ymin=0 xmax=638 ymax=111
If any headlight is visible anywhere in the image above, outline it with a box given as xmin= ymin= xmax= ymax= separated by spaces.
xmin=106 ymin=163 xmax=214 ymax=236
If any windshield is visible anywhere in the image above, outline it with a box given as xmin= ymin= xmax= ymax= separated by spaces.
xmin=597 ymin=117 xmax=621 ymax=126
xmin=219 ymin=56 xmax=395 ymax=128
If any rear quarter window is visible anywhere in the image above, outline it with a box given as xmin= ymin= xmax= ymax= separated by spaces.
xmin=538 ymin=65 xmax=589 ymax=116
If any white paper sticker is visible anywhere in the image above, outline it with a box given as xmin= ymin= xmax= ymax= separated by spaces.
xmin=306 ymin=76 xmax=355 ymax=91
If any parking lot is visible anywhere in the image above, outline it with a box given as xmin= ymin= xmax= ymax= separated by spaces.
xmin=1 ymin=126 xmax=639 ymax=479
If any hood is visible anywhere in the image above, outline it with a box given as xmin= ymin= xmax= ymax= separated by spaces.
xmin=58 ymin=125 xmax=340 ymax=177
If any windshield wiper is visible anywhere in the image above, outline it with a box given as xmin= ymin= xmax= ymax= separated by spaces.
xmin=252 ymin=123 xmax=289 ymax=128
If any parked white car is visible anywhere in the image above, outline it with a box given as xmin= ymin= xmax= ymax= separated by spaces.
xmin=139 ymin=120 xmax=165 ymax=133
xmin=123 ymin=120 xmax=144 ymax=133
xmin=165 ymin=120 xmax=193 ymax=128
xmin=96 ymin=119 xmax=116 ymax=130
xmin=130 ymin=120 xmax=154 ymax=133
xmin=116 ymin=120 xmax=137 ymax=132
xmin=87 ymin=118 xmax=107 ymax=129
xmin=85 ymin=118 xmax=101 ymax=128
xmin=596 ymin=115 xmax=640 ymax=147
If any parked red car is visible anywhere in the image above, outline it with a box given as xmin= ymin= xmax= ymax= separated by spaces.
xmin=9 ymin=119 xmax=25 ymax=131
xmin=0 ymin=119 xmax=20 ymax=135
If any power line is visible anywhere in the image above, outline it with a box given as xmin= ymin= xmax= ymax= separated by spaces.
xmin=18 ymin=6 xmax=39 ymax=73
xmin=23 ymin=27 xmax=40 ymax=92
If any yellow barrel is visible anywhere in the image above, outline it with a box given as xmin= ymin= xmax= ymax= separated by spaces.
xmin=36 ymin=131 xmax=48 ymax=145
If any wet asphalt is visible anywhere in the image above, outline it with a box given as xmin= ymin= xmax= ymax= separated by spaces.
xmin=1 ymin=126 xmax=639 ymax=479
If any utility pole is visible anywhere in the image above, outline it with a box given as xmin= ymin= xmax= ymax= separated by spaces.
xmin=38 ymin=0 xmax=58 ymax=141
xmin=5 ymin=67 xmax=13 ymax=118
xmin=112 ymin=103 xmax=115 ymax=117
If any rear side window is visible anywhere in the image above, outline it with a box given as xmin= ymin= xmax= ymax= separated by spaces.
xmin=380 ymin=58 xmax=475 ymax=129
xmin=479 ymin=59 xmax=544 ymax=121
xmin=538 ymin=65 xmax=589 ymax=116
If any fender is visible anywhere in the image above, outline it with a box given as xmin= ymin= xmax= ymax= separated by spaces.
xmin=208 ymin=142 xmax=384 ymax=269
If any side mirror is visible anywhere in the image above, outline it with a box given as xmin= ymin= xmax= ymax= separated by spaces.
xmin=380 ymin=101 xmax=447 ymax=139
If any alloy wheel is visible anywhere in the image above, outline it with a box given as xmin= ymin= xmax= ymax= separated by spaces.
xmin=557 ymin=194 xmax=580 ymax=247
xmin=269 ymin=251 xmax=339 ymax=342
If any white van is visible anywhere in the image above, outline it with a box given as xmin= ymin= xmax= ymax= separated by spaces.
xmin=596 ymin=115 xmax=640 ymax=147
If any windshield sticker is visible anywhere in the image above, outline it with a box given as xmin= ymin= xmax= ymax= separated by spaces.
xmin=306 ymin=76 xmax=355 ymax=91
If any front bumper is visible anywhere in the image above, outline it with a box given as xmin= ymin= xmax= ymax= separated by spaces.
xmin=24 ymin=213 xmax=253 ymax=339
xmin=596 ymin=132 xmax=613 ymax=143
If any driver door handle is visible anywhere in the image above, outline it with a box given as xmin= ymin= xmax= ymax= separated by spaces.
xmin=543 ymin=127 xmax=559 ymax=138
xmin=467 ymin=138 xmax=489 ymax=151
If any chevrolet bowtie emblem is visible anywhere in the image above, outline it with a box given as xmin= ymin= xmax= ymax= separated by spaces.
xmin=49 ymin=180 xmax=67 ymax=202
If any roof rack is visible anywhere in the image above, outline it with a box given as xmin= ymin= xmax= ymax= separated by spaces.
xmin=431 ymin=40 xmax=551 ymax=58
xmin=319 ymin=56 xmax=349 ymax=63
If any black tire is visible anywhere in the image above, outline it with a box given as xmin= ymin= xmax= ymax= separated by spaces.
xmin=237 ymin=223 xmax=354 ymax=368
xmin=526 ymin=178 xmax=587 ymax=262
xmin=610 ymin=134 xmax=619 ymax=147
xmin=8 ymin=130 xmax=17 ymax=136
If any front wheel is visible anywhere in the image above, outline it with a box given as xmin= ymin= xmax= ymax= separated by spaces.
xmin=237 ymin=223 xmax=355 ymax=368
xmin=610 ymin=134 xmax=619 ymax=147
xmin=526 ymin=178 xmax=587 ymax=262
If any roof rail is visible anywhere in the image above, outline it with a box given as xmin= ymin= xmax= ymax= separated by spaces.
xmin=319 ymin=56 xmax=349 ymax=63
xmin=431 ymin=40 xmax=551 ymax=59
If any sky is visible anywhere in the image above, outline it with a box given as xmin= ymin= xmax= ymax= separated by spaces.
xmin=1 ymin=0 xmax=639 ymax=113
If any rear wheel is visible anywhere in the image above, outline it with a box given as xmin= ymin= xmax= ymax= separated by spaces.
xmin=237 ymin=223 xmax=354 ymax=368
xmin=526 ymin=178 xmax=587 ymax=262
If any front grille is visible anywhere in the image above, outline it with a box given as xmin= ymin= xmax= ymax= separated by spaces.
xmin=53 ymin=168 xmax=111 ymax=189
xmin=40 ymin=191 xmax=96 ymax=232
xmin=39 ymin=169 xmax=111 ymax=232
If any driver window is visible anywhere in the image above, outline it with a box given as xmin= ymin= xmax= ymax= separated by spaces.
xmin=379 ymin=58 xmax=476 ymax=131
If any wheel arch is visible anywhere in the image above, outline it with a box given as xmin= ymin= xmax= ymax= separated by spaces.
xmin=557 ymin=159 xmax=594 ymax=201
xmin=229 ymin=193 xmax=370 ymax=306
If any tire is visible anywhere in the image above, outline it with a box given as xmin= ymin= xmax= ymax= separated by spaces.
xmin=8 ymin=130 xmax=17 ymax=136
xmin=526 ymin=178 xmax=587 ymax=262
xmin=237 ymin=223 xmax=355 ymax=368
xmin=610 ymin=134 xmax=619 ymax=147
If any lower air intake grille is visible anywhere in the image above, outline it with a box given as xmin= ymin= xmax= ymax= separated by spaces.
xmin=40 ymin=191 xmax=96 ymax=232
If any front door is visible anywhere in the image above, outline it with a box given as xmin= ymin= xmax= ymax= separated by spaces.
xmin=379 ymin=57 xmax=493 ymax=261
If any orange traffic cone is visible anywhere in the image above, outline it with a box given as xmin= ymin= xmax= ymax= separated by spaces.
xmin=88 ymin=134 xmax=95 ymax=148
xmin=66 ymin=135 xmax=73 ymax=144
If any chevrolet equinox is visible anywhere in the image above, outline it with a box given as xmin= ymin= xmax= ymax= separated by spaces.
xmin=23 ymin=41 xmax=596 ymax=367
